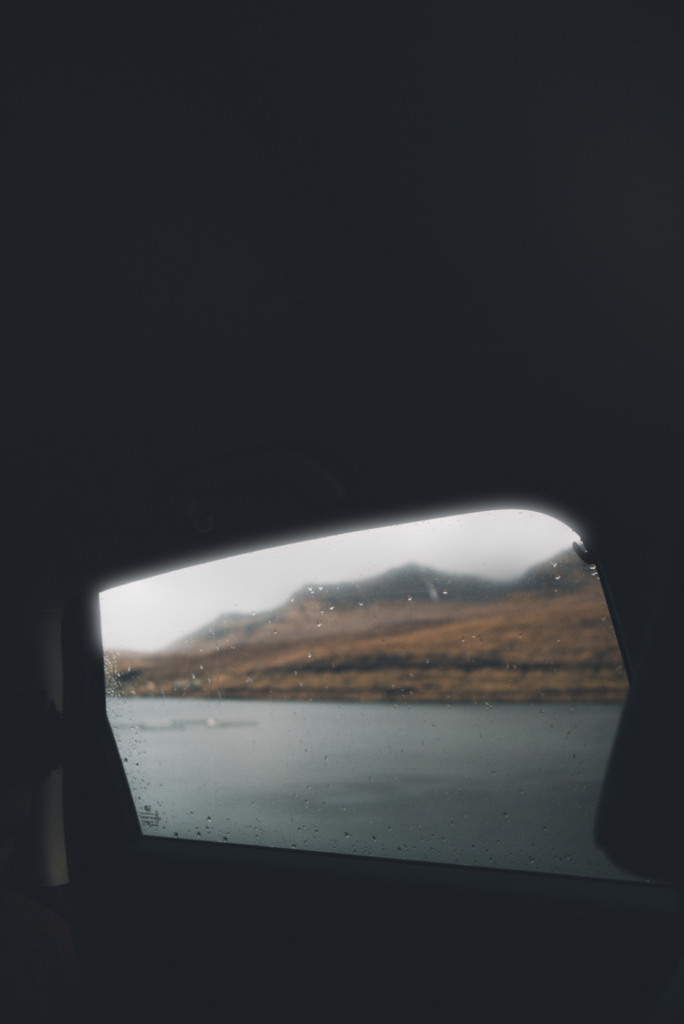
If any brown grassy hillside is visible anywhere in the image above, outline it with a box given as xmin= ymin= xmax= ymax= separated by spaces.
xmin=105 ymin=555 xmax=627 ymax=703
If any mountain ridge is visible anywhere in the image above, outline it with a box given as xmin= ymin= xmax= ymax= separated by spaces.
xmin=162 ymin=547 xmax=592 ymax=653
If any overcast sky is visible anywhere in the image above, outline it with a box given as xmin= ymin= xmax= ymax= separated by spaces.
xmin=100 ymin=509 xmax=581 ymax=652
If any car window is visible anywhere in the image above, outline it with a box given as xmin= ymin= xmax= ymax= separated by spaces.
xmin=101 ymin=508 xmax=634 ymax=878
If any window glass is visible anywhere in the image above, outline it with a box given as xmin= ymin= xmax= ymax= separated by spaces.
xmin=102 ymin=509 xmax=633 ymax=878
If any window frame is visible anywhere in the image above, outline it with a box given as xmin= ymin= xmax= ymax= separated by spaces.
xmin=72 ymin=502 xmax=641 ymax=881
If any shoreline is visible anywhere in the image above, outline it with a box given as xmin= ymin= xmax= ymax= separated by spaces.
xmin=112 ymin=689 xmax=627 ymax=703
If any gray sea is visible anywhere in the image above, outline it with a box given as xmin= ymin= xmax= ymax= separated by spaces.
xmin=106 ymin=696 xmax=639 ymax=881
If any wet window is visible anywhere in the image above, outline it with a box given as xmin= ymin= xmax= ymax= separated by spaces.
xmin=101 ymin=509 xmax=632 ymax=878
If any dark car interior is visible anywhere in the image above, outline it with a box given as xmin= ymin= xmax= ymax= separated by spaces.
xmin=4 ymin=6 xmax=684 ymax=1022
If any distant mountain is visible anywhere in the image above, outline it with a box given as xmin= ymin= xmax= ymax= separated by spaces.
xmin=163 ymin=547 xmax=592 ymax=652
xmin=287 ymin=549 xmax=591 ymax=609
xmin=288 ymin=562 xmax=511 ymax=608
xmin=517 ymin=547 xmax=593 ymax=592
xmin=165 ymin=608 xmax=273 ymax=651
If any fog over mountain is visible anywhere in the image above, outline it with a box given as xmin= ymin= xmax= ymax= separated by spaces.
xmin=108 ymin=542 xmax=622 ymax=704
xmin=101 ymin=510 xmax=581 ymax=652
xmin=166 ymin=547 xmax=591 ymax=652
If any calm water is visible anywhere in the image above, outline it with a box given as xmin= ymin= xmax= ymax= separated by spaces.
xmin=106 ymin=696 xmax=638 ymax=880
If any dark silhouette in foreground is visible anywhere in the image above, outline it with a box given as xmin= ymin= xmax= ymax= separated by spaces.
xmin=0 ymin=679 xmax=87 ymax=1022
